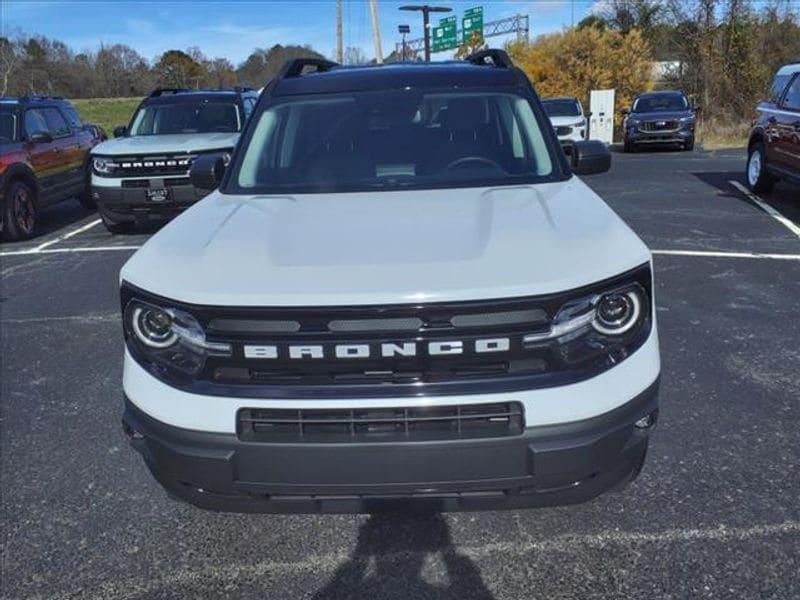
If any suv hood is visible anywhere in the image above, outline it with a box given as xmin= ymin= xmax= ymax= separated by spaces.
xmin=629 ymin=111 xmax=692 ymax=121
xmin=91 ymin=132 xmax=239 ymax=156
xmin=121 ymin=179 xmax=651 ymax=307
xmin=548 ymin=115 xmax=586 ymax=127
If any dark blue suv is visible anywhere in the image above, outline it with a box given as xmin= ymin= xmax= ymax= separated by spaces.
xmin=621 ymin=91 xmax=697 ymax=153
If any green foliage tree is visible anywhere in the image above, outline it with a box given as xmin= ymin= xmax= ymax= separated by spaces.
xmin=153 ymin=49 xmax=202 ymax=88
xmin=508 ymin=27 xmax=654 ymax=126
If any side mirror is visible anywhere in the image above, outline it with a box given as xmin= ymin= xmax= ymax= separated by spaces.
xmin=568 ymin=140 xmax=612 ymax=175
xmin=190 ymin=153 xmax=227 ymax=191
xmin=619 ymin=108 xmax=630 ymax=116
xmin=29 ymin=131 xmax=53 ymax=144
xmin=113 ymin=125 xmax=128 ymax=138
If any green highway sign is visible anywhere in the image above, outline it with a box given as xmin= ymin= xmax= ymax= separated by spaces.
xmin=462 ymin=6 xmax=484 ymax=43
xmin=432 ymin=15 xmax=458 ymax=52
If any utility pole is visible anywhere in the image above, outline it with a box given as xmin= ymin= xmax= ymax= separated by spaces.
xmin=368 ymin=0 xmax=384 ymax=64
xmin=399 ymin=5 xmax=452 ymax=62
xmin=336 ymin=0 xmax=343 ymax=63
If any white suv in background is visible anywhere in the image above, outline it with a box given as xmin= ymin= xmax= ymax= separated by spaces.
xmin=542 ymin=97 xmax=588 ymax=143
xmin=90 ymin=87 xmax=259 ymax=233
xmin=119 ymin=52 xmax=660 ymax=514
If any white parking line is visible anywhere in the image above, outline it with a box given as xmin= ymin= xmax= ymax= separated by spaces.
xmin=730 ymin=180 xmax=800 ymax=239
xmin=0 ymin=244 xmax=141 ymax=257
xmin=652 ymin=249 xmax=800 ymax=261
xmin=32 ymin=218 xmax=103 ymax=252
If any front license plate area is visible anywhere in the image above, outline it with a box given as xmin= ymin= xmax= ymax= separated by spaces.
xmin=145 ymin=188 xmax=170 ymax=203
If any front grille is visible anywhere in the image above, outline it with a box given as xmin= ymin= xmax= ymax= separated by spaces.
xmin=640 ymin=120 xmax=678 ymax=132
xmin=237 ymin=402 xmax=524 ymax=443
xmin=112 ymin=154 xmax=195 ymax=178
xmin=121 ymin=177 xmax=192 ymax=188
xmin=122 ymin=264 xmax=653 ymax=398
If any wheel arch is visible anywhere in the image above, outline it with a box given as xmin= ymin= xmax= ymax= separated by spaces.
xmin=2 ymin=164 xmax=41 ymax=202
xmin=747 ymin=128 xmax=766 ymax=152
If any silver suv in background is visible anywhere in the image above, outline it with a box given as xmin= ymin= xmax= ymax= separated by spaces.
xmin=90 ymin=87 xmax=259 ymax=233
xmin=541 ymin=97 xmax=587 ymax=143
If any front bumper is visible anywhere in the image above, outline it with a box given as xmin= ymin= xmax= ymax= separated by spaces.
xmin=626 ymin=127 xmax=694 ymax=145
xmin=122 ymin=379 xmax=659 ymax=513
xmin=92 ymin=181 xmax=209 ymax=223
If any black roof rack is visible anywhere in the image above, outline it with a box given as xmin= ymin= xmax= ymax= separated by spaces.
xmin=465 ymin=49 xmax=514 ymax=69
xmin=277 ymin=57 xmax=339 ymax=80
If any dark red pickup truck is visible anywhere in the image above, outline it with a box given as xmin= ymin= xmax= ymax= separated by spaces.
xmin=747 ymin=63 xmax=800 ymax=193
xmin=1 ymin=95 xmax=103 ymax=240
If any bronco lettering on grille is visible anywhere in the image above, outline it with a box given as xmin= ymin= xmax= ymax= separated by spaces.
xmin=243 ymin=338 xmax=511 ymax=360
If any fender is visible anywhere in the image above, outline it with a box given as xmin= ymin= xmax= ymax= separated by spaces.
xmin=1 ymin=162 xmax=42 ymax=201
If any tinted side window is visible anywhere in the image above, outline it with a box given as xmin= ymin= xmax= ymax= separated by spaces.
xmin=243 ymin=98 xmax=256 ymax=121
xmin=24 ymin=109 xmax=49 ymax=137
xmin=43 ymin=108 xmax=71 ymax=137
xmin=60 ymin=105 xmax=83 ymax=128
xmin=782 ymin=75 xmax=800 ymax=111
xmin=769 ymin=74 xmax=791 ymax=104
xmin=0 ymin=112 xmax=18 ymax=142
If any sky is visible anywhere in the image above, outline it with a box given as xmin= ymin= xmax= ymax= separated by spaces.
xmin=1 ymin=0 xmax=602 ymax=65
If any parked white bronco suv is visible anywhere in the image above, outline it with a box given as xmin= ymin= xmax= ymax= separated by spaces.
xmin=120 ymin=51 xmax=660 ymax=513
xmin=91 ymin=87 xmax=259 ymax=233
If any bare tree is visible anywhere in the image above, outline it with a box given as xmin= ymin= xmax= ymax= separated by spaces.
xmin=0 ymin=35 xmax=22 ymax=96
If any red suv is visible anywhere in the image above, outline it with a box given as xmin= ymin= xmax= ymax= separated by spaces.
xmin=0 ymin=95 xmax=102 ymax=240
xmin=747 ymin=63 xmax=800 ymax=193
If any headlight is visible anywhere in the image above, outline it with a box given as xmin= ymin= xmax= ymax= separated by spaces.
xmin=124 ymin=298 xmax=231 ymax=377
xmin=593 ymin=290 xmax=642 ymax=335
xmin=679 ymin=116 xmax=695 ymax=123
xmin=92 ymin=156 xmax=116 ymax=175
xmin=524 ymin=282 xmax=649 ymax=345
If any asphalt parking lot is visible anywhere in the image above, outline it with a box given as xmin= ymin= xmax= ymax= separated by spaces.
xmin=2 ymin=148 xmax=799 ymax=599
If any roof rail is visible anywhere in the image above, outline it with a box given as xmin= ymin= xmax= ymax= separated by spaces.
xmin=20 ymin=94 xmax=65 ymax=101
xmin=465 ymin=49 xmax=514 ymax=69
xmin=277 ymin=57 xmax=339 ymax=80
xmin=149 ymin=88 xmax=189 ymax=97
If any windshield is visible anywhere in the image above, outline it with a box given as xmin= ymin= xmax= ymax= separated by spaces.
xmin=632 ymin=94 xmax=688 ymax=113
xmin=0 ymin=109 xmax=17 ymax=143
xmin=232 ymin=89 xmax=556 ymax=194
xmin=130 ymin=100 xmax=241 ymax=135
xmin=542 ymin=99 xmax=582 ymax=118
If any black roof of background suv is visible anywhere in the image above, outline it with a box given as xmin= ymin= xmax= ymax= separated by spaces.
xmin=0 ymin=95 xmax=76 ymax=107
xmin=272 ymin=60 xmax=526 ymax=96
xmin=141 ymin=87 xmax=256 ymax=105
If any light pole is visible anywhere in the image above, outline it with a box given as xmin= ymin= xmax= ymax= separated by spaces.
xmin=398 ymin=24 xmax=410 ymax=60
xmin=399 ymin=5 xmax=452 ymax=62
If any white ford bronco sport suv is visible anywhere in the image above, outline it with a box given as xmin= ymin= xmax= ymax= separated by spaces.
xmin=120 ymin=51 xmax=660 ymax=513
xmin=91 ymin=87 xmax=259 ymax=233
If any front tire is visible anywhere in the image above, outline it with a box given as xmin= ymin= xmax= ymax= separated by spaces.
xmin=746 ymin=141 xmax=776 ymax=194
xmin=683 ymin=137 xmax=695 ymax=152
xmin=2 ymin=181 xmax=38 ymax=241
xmin=623 ymin=138 xmax=635 ymax=153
